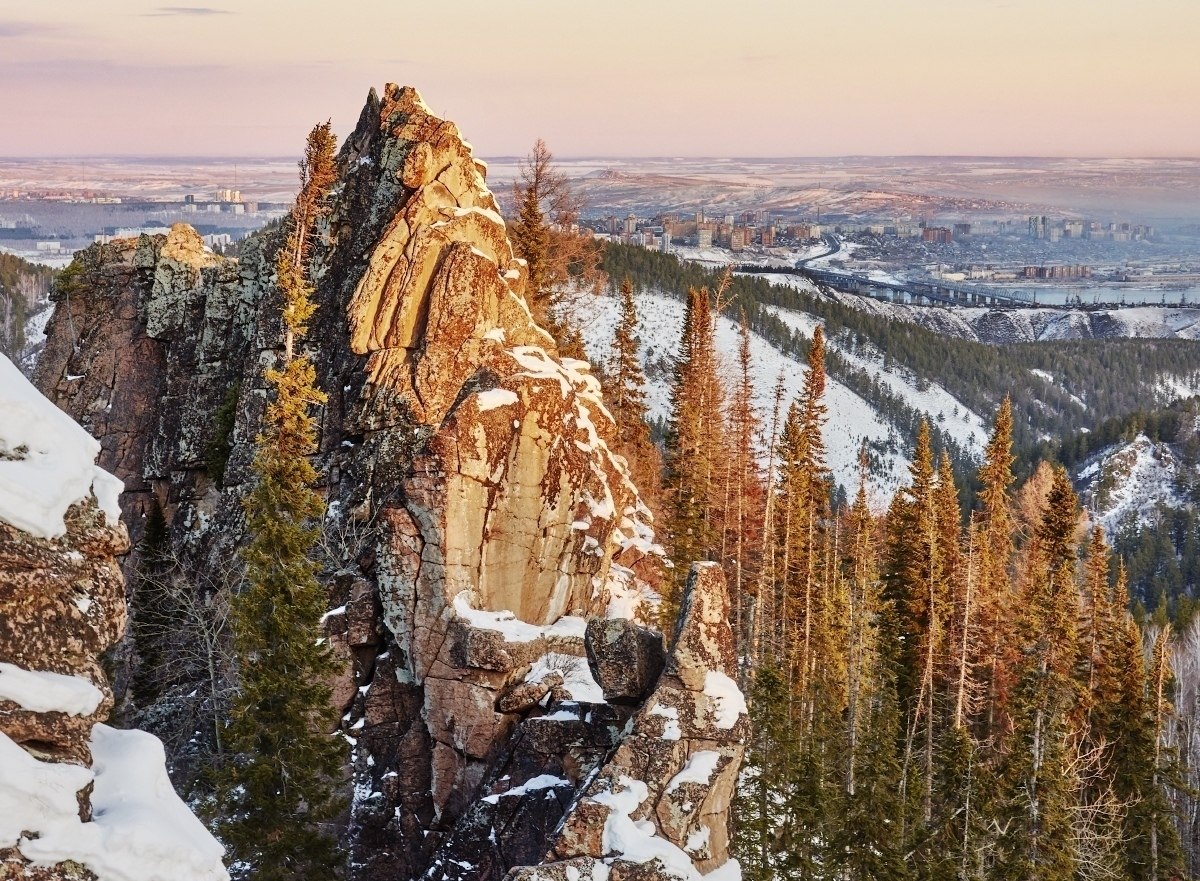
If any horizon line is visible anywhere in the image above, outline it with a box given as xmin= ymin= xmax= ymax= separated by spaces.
xmin=2 ymin=153 xmax=1200 ymax=163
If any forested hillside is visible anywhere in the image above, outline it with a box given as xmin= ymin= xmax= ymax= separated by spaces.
xmin=0 ymin=252 xmax=55 ymax=360
xmin=600 ymin=243 xmax=1200 ymax=494
xmin=604 ymin=271 xmax=1199 ymax=877
xmin=581 ymin=240 xmax=1200 ymax=878
xmin=1048 ymin=399 xmax=1200 ymax=623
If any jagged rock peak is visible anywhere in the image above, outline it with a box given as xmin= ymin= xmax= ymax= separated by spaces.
xmin=315 ymin=83 xmax=661 ymax=630
xmin=26 ymin=82 xmax=690 ymax=881
xmin=335 ymin=82 xmax=553 ymax=422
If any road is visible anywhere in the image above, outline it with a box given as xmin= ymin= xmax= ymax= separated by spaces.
xmin=795 ymin=234 xmax=840 ymax=266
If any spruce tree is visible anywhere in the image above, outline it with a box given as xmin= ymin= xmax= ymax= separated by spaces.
xmin=662 ymin=285 xmax=726 ymax=618
xmin=737 ymin=663 xmax=801 ymax=881
xmin=995 ymin=467 xmax=1081 ymax=881
xmin=607 ymin=277 xmax=660 ymax=506
xmin=511 ymin=180 xmax=550 ymax=301
xmin=1097 ymin=570 xmax=1186 ymax=880
xmin=216 ymin=122 xmax=344 ymax=880
xmin=833 ymin=462 xmax=912 ymax=881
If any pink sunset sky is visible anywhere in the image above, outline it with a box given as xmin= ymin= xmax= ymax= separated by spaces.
xmin=1 ymin=0 xmax=1197 ymax=158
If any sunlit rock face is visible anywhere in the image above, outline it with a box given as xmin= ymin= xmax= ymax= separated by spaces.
xmin=30 ymin=84 xmax=744 ymax=881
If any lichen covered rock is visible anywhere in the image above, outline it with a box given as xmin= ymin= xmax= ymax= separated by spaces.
xmin=507 ymin=564 xmax=746 ymax=881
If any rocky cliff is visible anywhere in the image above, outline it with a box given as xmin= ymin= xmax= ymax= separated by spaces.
xmin=31 ymin=85 xmax=742 ymax=880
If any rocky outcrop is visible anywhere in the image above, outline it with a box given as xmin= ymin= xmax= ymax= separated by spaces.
xmin=506 ymin=564 xmax=745 ymax=881
xmin=29 ymin=84 xmax=741 ymax=881
xmin=0 ymin=355 xmax=226 ymax=881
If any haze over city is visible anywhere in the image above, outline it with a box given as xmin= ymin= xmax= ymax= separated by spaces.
xmin=3 ymin=0 xmax=1199 ymax=158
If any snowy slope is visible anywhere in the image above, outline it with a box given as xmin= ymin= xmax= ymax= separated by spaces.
xmin=1076 ymin=434 xmax=1183 ymax=536
xmin=761 ymin=304 xmax=989 ymax=456
xmin=17 ymin=298 xmax=54 ymax=376
xmin=0 ymin=353 xmax=122 ymax=538
xmin=576 ymin=290 xmax=910 ymax=497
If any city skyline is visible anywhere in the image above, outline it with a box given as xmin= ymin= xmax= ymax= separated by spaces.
xmin=1 ymin=0 xmax=1198 ymax=159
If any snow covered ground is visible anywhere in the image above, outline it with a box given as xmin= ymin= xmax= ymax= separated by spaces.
xmin=671 ymin=244 xmax=818 ymax=269
xmin=574 ymin=290 xmax=911 ymax=497
xmin=1157 ymin=373 xmax=1200 ymax=406
xmin=1076 ymin=434 xmax=1183 ymax=535
xmin=18 ymin=298 xmax=53 ymax=376
xmin=761 ymin=304 xmax=989 ymax=456
xmin=1 ymin=722 xmax=229 ymax=881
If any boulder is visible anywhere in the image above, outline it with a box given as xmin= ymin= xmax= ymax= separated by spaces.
xmin=497 ymin=673 xmax=563 ymax=714
xmin=585 ymin=617 xmax=666 ymax=704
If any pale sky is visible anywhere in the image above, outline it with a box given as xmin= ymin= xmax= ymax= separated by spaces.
xmin=1 ymin=0 xmax=1197 ymax=158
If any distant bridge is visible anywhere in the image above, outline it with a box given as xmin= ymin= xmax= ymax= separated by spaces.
xmin=739 ymin=264 xmax=1044 ymax=309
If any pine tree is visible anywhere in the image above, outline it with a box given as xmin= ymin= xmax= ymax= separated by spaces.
xmin=976 ymin=396 xmax=1017 ymax=741
xmin=885 ymin=419 xmax=939 ymax=703
xmin=751 ymin=372 xmax=789 ymax=667
xmin=725 ymin=310 xmax=764 ymax=658
xmin=774 ymin=327 xmax=830 ymax=697
xmin=507 ymin=139 xmax=598 ymax=355
xmin=216 ymin=122 xmax=344 ymax=880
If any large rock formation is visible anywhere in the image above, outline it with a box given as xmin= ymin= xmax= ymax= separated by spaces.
xmin=504 ymin=564 xmax=746 ymax=881
xmin=32 ymin=84 xmax=740 ymax=880
xmin=0 ymin=354 xmax=226 ymax=881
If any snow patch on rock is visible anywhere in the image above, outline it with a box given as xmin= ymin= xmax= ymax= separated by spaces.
xmin=0 ymin=663 xmax=104 ymax=716
xmin=703 ymin=671 xmax=747 ymax=730
xmin=0 ymin=353 xmax=123 ymax=538
xmin=1 ymin=723 xmax=228 ymax=881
